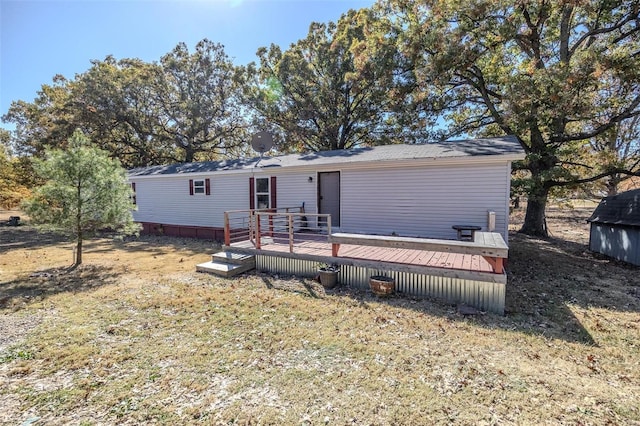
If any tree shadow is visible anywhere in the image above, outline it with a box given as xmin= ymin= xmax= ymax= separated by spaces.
xmin=1 ymin=225 xmax=218 ymax=258
xmin=0 ymin=226 xmax=68 ymax=254
xmin=508 ymin=232 xmax=639 ymax=315
xmin=86 ymin=234 xmax=219 ymax=258
xmin=0 ymin=264 xmax=120 ymax=311
xmin=320 ymin=279 xmax=599 ymax=346
xmin=259 ymin=275 xmax=321 ymax=299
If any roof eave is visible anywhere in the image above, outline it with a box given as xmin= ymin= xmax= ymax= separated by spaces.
xmin=128 ymin=151 xmax=525 ymax=179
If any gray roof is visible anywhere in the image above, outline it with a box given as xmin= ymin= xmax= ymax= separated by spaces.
xmin=129 ymin=135 xmax=524 ymax=177
xmin=588 ymin=189 xmax=640 ymax=227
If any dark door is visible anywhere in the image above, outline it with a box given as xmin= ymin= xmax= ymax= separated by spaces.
xmin=318 ymin=171 xmax=340 ymax=227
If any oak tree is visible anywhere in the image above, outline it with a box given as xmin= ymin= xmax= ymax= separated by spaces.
xmin=386 ymin=0 xmax=640 ymax=236
xmin=253 ymin=8 xmax=403 ymax=152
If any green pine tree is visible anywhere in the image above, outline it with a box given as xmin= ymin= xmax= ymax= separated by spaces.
xmin=23 ymin=130 xmax=139 ymax=266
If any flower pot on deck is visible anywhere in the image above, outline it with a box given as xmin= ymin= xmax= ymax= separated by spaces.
xmin=318 ymin=269 xmax=339 ymax=289
xmin=369 ymin=275 xmax=395 ymax=297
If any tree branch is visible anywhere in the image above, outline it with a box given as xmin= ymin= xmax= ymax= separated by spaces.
xmin=550 ymin=168 xmax=640 ymax=188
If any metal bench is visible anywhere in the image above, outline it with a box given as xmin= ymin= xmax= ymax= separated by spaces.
xmin=452 ymin=224 xmax=482 ymax=241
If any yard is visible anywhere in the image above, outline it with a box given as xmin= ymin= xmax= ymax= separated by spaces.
xmin=0 ymin=206 xmax=638 ymax=425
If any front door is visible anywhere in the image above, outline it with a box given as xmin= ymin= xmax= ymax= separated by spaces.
xmin=318 ymin=171 xmax=340 ymax=227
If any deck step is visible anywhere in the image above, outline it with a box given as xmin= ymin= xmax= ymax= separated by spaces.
xmin=212 ymin=251 xmax=255 ymax=265
xmin=196 ymin=260 xmax=255 ymax=278
xmin=196 ymin=251 xmax=256 ymax=278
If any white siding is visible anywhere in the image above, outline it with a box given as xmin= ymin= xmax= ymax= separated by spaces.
xmin=340 ymin=163 xmax=510 ymax=240
xmin=131 ymin=160 xmax=512 ymax=241
xmin=252 ymin=170 xmax=317 ymax=213
xmin=132 ymin=171 xmax=318 ymax=228
xmin=132 ymin=174 xmax=246 ymax=228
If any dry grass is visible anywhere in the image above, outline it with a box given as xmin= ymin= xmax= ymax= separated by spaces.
xmin=1 ymin=207 xmax=639 ymax=425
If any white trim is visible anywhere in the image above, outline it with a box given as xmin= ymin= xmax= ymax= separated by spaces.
xmin=254 ymin=177 xmax=271 ymax=209
xmin=193 ymin=179 xmax=206 ymax=195
xmin=504 ymin=162 xmax=512 ymax=244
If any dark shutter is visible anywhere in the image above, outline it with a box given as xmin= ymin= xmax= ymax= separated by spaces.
xmin=270 ymin=176 xmax=277 ymax=209
xmin=249 ymin=177 xmax=255 ymax=209
xmin=205 ymin=178 xmax=211 ymax=195
xmin=131 ymin=182 xmax=137 ymax=205
xmin=189 ymin=179 xmax=194 ymax=196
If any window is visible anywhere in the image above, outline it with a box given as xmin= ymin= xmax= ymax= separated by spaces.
xmin=131 ymin=182 xmax=137 ymax=205
xmin=189 ymin=178 xmax=211 ymax=196
xmin=255 ymin=177 xmax=270 ymax=209
xmin=249 ymin=177 xmax=276 ymax=209
xmin=193 ymin=180 xmax=205 ymax=194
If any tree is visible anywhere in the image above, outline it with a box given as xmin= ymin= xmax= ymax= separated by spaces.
xmin=153 ymin=39 xmax=251 ymax=162
xmin=385 ymin=0 xmax=640 ymax=236
xmin=0 ymin=129 xmax=34 ymax=209
xmin=590 ymin=115 xmax=640 ymax=195
xmin=73 ymin=57 xmax=175 ymax=168
xmin=23 ymin=130 xmax=139 ymax=266
xmin=2 ymin=75 xmax=79 ymax=157
xmin=253 ymin=8 xmax=403 ymax=152
xmin=3 ymin=40 xmax=252 ymax=166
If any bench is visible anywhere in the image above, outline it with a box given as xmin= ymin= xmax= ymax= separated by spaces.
xmin=452 ymin=224 xmax=482 ymax=241
xmin=327 ymin=231 xmax=508 ymax=274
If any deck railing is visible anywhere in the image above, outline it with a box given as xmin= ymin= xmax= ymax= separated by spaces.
xmin=224 ymin=207 xmax=331 ymax=249
xmin=254 ymin=211 xmax=332 ymax=252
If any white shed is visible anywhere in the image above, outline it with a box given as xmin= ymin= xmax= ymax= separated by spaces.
xmin=128 ymin=136 xmax=525 ymax=242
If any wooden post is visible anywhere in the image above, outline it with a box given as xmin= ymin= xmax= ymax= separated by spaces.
xmin=224 ymin=212 xmax=230 ymax=246
xmin=256 ymin=213 xmax=262 ymax=249
xmin=332 ymin=243 xmax=340 ymax=257
xmin=269 ymin=208 xmax=274 ymax=237
xmin=483 ymin=256 xmax=504 ymax=274
xmin=326 ymin=215 xmax=332 ymax=235
xmin=288 ymin=214 xmax=294 ymax=253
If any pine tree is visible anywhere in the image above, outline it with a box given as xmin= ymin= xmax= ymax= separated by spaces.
xmin=23 ymin=130 xmax=139 ymax=266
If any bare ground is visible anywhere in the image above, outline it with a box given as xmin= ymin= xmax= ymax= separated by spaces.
xmin=0 ymin=207 xmax=638 ymax=425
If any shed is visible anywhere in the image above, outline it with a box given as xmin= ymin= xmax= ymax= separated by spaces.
xmin=128 ymin=136 xmax=525 ymax=242
xmin=588 ymin=189 xmax=640 ymax=266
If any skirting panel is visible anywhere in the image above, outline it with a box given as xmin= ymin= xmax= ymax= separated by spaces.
xmin=256 ymin=255 xmax=505 ymax=315
xmin=138 ymin=222 xmax=224 ymax=241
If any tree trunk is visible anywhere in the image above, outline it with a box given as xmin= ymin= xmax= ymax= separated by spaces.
xmin=519 ymin=180 xmax=550 ymax=237
xmin=184 ymin=143 xmax=195 ymax=163
xmin=605 ymin=175 xmax=620 ymax=196
xmin=75 ymin=234 xmax=83 ymax=266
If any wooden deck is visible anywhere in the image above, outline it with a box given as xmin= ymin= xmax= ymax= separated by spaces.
xmin=229 ymin=235 xmax=495 ymax=274
xmin=222 ymin=210 xmax=509 ymax=313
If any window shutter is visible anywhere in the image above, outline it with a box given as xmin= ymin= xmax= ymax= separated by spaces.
xmin=189 ymin=179 xmax=194 ymax=196
xmin=249 ymin=177 xmax=255 ymax=209
xmin=205 ymin=178 xmax=211 ymax=195
xmin=131 ymin=182 xmax=137 ymax=205
xmin=270 ymin=176 xmax=277 ymax=209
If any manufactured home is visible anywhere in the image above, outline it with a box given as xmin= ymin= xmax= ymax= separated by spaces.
xmin=129 ymin=136 xmax=524 ymax=242
xmin=129 ymin=136 xmax=525 ymax=314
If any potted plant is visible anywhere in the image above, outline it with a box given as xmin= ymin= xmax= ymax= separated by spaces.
xmin=317 ymin=263 xmax=339 ymax=289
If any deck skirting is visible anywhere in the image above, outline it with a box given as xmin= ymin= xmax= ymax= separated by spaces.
xmin=256 ymin=254 xmax=505 ymax=314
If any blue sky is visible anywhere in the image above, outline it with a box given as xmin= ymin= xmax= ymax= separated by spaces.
xmin=0 ymin=0 xmax=374 ymax=130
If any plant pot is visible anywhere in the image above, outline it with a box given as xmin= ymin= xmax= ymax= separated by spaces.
xmin=369 ymin=275 xmax=395 ymax=297
xmin=318 ymin=269 xmax=338 ymax=289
